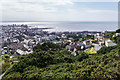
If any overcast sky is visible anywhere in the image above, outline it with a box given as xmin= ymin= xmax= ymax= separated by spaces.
xmin=1 ymin=0 xmax=119 ymax=21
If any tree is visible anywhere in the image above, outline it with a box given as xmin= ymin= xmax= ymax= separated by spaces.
xmin=97 ymin=46 xmax=117 ymax=54
xmin=75 ymin=52 xmax=89 ymax=62
xmin=116 ymin=29 xmax=120 ymax=33
xmin=33 ymin=42 xmax=61 ymax=51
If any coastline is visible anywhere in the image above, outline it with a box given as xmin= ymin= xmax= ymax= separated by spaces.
xmin=0 ymin=21 xmax=118 ymax=32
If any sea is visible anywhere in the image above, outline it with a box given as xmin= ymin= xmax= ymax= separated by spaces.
xmin=0 ymin=21 xmax=118 ymax=32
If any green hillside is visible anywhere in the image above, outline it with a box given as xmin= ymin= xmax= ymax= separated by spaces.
xmin=2 ymin=37 xmax=120 ymax=80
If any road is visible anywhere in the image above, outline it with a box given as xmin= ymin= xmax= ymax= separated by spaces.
xmin=0 ymin=73 xmax=5 ymax=80
xmin=0 ymin=61 xmax=4 ymax=79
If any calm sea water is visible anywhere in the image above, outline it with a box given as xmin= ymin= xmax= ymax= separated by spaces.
xmin=0 ymin=21 xmax=118 ymax=32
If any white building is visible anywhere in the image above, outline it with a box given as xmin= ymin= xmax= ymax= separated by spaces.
xmin=105 ymin=40 xmax=117 ymax=47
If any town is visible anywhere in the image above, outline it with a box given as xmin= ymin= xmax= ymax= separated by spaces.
xmin=0 ymin=24 xmax=118 ymax=59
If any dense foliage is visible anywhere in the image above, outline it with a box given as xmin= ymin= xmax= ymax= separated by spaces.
xmin=2 ymin=41 xmax=120 ymax=80
xmin=75 ymin=52 xmax=89 ymax=62
xmin=105 ymin=30 xmax=120 ymax=44
xmin=97 ymin=46 xmax=117 ymax=54
xmin=116 ymin=29 xmax=120 ymax=33
xmin=33 ymin=42 xmax=61 ymax=51
xmin=112 ymin=35 xmax=120 ymax=44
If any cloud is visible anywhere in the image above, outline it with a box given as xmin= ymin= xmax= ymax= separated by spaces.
xmin=87 ymin=9 xmax=117 ymax=13
xmin=1 ymin=0 xmax=117 ymax=21
xmin=19 ymin=0 xmax=73 ymax=5
xmin=1 ymin=0 xmax=73 ymax=13
xmin=73 ymin=0 xmax=119 ymax=2
xmin=2 ymin=0 xmax=74 ymax=5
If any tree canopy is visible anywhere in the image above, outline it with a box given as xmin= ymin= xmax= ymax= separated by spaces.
xmin=116 ymin=29 xmax=120 ymax=33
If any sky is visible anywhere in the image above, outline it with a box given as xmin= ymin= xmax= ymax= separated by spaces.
xmin=0 ymin=0 xmax=119 ymax=22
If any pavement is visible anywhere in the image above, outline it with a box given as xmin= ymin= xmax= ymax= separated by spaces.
xmin=0 ymin=73 xmax=5 ymax=80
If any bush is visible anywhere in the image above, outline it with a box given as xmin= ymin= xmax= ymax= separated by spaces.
xmin=75 ymin=52 xmax=89 ymax=62
xmin=116 ymin=29 xmax=120 ymax=33
xmin=33 ymin=42 xmax=61 ymax=51
xmin=2 ymin=62 xmax=11 ymax=73
xmin=97 ymin=46 xmax=117 ymax=54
